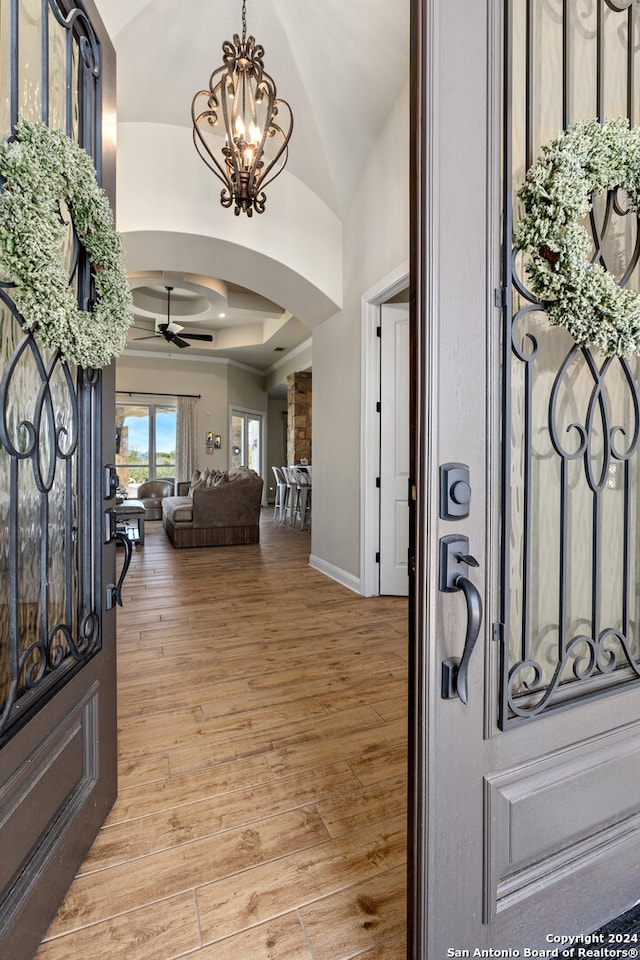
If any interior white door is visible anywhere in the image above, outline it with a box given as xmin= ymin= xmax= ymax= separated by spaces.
xmin=409 ymin=0 xmax=640 ymax=955
xmin=380 ymin=302 xmax=410 ymax=596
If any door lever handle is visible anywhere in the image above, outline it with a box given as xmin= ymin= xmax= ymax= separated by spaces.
xmin=455 ymin=553 xmax=479 ymax=568
xmin=439 ymin=535 xmax=483 ymax=704
xmin=113 ymin=530 xmax=132 ymax=606
xmin=448 ymin=573 xmax=482 ymax=704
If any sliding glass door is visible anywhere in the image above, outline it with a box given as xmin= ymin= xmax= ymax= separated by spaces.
xmin=115 ymin=401 xmax=177 ymax=495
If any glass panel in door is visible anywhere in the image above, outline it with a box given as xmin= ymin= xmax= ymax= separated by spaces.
xmin=247 ymin=415 xmax=261 ymax=472
xmin=115 ymin=404 xmax=149 ymax=496
xmin=501 ymin=0 xmax=640 ymax=726
xmin=155 ymin=405 xmax=176 ymax=479
xmin=231 ymin=410 xmax=262 ymax=473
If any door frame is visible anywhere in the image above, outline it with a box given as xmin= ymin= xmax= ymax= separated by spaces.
xmin=360 ymin=260 xmax=409 ymax=597
xmin=407 ymin=0 xmax=502 ymax=952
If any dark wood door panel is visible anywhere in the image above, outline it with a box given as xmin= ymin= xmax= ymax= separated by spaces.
xmin=0 ymin=646 xmax=116 ymax=960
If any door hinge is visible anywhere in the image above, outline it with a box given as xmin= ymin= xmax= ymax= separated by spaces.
xmin=408 ymin=477 xmax=416 ymax=503
xmin=376 ymin=476 xmax=381 ymax=488
xmin=376 ymin=401 xmax=381 ymax=413
xmin=494 ymin=287 xmax=507 ymax=308
xmin=375 ymin=551 xmax=380 ymax=563
xmin=376 ymin=326 xmax=382 ymax=337
xmin=492 ymin=622 xmax=505 ymax=644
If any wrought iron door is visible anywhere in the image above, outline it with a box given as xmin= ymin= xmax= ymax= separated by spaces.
xmin=0 ymin=0 xmax=104 ymax=741
xmin=500 ymin=0 xmax=640 ymax=726
xmin=0 ymin=3 xmax=117 ymax=957
xmin=410 ymin=0 xmax=640 ymax=952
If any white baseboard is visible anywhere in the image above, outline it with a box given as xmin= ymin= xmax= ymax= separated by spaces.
xmin=309 ymin=554 xmax=362 ymax=595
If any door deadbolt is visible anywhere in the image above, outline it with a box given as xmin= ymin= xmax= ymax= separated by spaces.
xmin=439 ymin=462 xmax=471 ymax=520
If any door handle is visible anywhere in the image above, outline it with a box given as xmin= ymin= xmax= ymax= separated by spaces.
xmin=439 ymin=535 xmax=483 ymax=704
xmin=105 ymin=530 xmax=132 ymax=609
xmin=445 ymin=573 xmax=482 ymax=704
xmin=113 ymin=530 xmax=132 ymax=607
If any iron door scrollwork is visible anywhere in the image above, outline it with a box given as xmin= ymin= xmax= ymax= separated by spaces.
xmin=499 ymin=0 xmax=640 ymax=726
xmin=0 ymin=0 xmax=104 ymax=742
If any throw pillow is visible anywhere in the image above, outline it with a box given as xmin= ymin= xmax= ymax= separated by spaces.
xmin=189 ymin=475 xmax=205 ymax=496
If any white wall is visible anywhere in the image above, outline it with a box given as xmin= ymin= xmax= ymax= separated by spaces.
xmin=117 ymin=123 xmax=343 ymax=327
xmin=227 ymin=365 xmax=269 ymax=414
xmin=311 ymin=80 xmax=410 ymax=586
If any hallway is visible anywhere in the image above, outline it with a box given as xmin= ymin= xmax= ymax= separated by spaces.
xmin=35 ymin=514 xmax=408 ymax=960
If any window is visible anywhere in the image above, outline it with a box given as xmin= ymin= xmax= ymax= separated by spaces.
xmin=115 ymin=401 xmax=177 ymax=495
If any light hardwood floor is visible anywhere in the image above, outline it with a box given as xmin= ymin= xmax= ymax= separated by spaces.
xmin=36 ymin=512 xmax=408 ymax=960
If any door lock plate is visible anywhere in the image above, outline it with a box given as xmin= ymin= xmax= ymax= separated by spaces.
xmin=103 ymin=463 xmax=119 ymax=500
xmin=439 ymin=462 xmax=471 ymax=520
xmin=439 ymin=535 xmax=471 ymax=591
xmin=441 ymin=658 xmax=460 ymax=699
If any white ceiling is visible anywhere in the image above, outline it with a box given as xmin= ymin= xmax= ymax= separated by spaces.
xmin=125 ymin=271 xmax=310 ymax=369
xmin=92 ymin=0 xmax=410 ymax=371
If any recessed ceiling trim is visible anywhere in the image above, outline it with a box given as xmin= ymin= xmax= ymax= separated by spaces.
xmin=120 ymin=347 xmax=264 ymax=375
xmin=265 ymin=336 xmax=312 ymax=376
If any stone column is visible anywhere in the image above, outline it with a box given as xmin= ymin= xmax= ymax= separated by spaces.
xmin=287 ymin=371 xmax=312 ymax=464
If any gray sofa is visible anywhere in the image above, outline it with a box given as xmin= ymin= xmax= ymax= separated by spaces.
xmin=162 ymin=468 xmax=263 ymax=548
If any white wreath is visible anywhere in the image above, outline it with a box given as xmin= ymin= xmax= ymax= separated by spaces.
xmin=515 ymin=118 xmax=640 ymax=358
xmin=0 ymin=118 xmax=132 ymax=368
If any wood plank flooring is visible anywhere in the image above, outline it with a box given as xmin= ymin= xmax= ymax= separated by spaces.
xmin=36 ymin=513 xmax=408 ymax=960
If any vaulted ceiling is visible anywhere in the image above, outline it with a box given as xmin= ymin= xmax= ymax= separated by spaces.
xmin=93 ymin=0 xmax=410 ymax=370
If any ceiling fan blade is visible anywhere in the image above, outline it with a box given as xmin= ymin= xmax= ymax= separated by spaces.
xmin=172 ymin=335 xmax=191 ymax=348
xmin=182 ymin=332 xmax=214 ymax=342
xmin=133 ymin=334 xmax=161 ymax=341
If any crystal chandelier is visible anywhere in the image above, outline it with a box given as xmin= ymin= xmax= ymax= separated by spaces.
xmin=191 ymin=0 xmax=293 ymax=217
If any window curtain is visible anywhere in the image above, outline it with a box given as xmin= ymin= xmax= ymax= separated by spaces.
xmin=175 ymin=396 xmax=199 ymax=484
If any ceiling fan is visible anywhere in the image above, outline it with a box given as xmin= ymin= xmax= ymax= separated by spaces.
xmin=133 ymin=285 xmax=214 ymax=349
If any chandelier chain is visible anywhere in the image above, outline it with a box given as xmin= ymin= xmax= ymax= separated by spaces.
xmin=242 ymin=0 xmax=247 ymax=42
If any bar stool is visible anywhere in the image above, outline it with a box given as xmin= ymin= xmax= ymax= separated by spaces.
xmin=290 ymin=466 xmax=312 ymax=530
xmin=282 ymin=466 xmax=298 ymax=525
xmin=272 ymin=465 xmax=288 ymax=521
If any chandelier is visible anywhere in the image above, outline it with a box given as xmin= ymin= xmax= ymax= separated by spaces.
xmin=191 ymin=0 xmax=293 ymax=217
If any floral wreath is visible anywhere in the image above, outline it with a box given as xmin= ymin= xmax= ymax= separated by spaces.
xmin=0 ymin=118 xmax=132 ymax=368
xmin=515 ymin=117 xmax=640 ymax=358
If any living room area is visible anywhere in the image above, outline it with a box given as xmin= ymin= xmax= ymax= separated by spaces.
xmin=113 ymin=327 xmax=313 ymax=550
